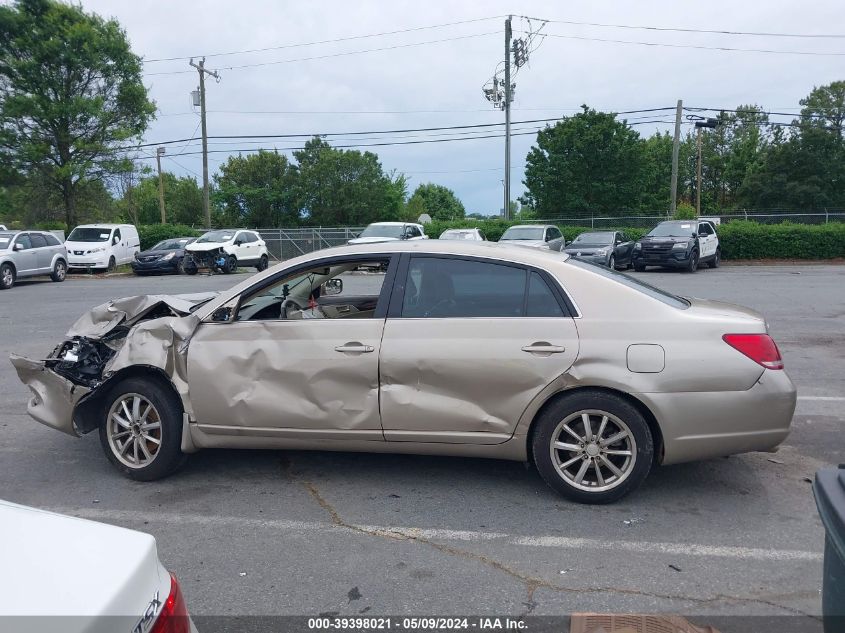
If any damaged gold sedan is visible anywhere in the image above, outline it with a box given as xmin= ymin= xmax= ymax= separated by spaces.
xmin=11 ymin=241 xmax=797 ymax=503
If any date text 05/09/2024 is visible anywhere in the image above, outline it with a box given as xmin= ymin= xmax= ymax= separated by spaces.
xmin=307 ymin=617 xmax=528 ymax=630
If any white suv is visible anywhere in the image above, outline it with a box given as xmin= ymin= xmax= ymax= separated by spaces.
xmin=185 ymin=229 xmax=269 ymax=274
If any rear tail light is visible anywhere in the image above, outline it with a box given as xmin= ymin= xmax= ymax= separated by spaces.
xmin=722 ymin=333 xmax=784 ymax=370
xmin=150 ymin=572 xmax=191 ymax=633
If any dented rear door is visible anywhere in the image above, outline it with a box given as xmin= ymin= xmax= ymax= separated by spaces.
xmin=379 ymin=255 xmax=579 ymax=444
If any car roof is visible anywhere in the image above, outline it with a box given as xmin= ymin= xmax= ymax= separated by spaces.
xmin=367 ymin=221 xmax=410 ymax=226
xmin=505 ymin=224 xmax=552 ymax=229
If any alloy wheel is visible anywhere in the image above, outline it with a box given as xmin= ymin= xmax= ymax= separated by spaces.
xmin=106 ymin=393 xmax=162 ymax=469
xmin=549 ymin=410 xmax=637 ymax=492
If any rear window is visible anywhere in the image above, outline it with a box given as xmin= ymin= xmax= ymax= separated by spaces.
xmin=569 ymin=259 xmax=690 ymax=309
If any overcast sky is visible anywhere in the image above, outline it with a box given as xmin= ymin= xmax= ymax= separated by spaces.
xmin=77 ymin=0 xmax=845 ymax=216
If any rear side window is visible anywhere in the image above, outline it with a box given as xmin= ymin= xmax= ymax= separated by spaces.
xmin=402 ymin=257 xmax=527 ymax=318
xmin=44 ymin=234 xmax=61 ymax=246
xmin=526 ymin=272 xmax=564 ymax=317
xmin=29 ymin=233 xmax=47 ymax=248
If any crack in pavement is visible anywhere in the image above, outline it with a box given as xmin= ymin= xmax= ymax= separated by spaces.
xmin=302 ymin=480 xmax=820 ymax=619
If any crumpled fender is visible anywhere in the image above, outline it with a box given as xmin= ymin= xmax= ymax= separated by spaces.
xmin=66 ymin=292 xmax=217 ymax=338
xmin=11 ymin=293 xmax=213 ymax=439
xmin=9 ymin=354 xmax=90 ymax=437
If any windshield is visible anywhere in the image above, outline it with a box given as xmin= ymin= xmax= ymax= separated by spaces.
xmin=500 ymin=227 xmax=544 ymax=241
xmin=440 ymin=230 xmax=476 ymax=240
xmin=572 ymin=232 xmax=614 ymax=245
xmin=151 ymin=239 xmax=193 ymax=251
xmin=197 ymin=230 xmax=235 ymax=243
xmin=648 ymin=222 xmax=696 ymax=238
xmin=359 ymin=224 xmax=405 ymax=239
xmin=570 ymin=259 xmax=690 ymax=309
xmin=67 ymin=227 xmax=111 ymax=242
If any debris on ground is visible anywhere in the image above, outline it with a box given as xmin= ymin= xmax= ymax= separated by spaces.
xmin=668 ymin=564 xmax=682 ymax=572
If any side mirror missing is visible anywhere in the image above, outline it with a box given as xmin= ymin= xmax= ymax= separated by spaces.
xmin=323 ymin=278 xmax=343 ymax=296
xmin=211 ymin=307 xmax=232 ymax=322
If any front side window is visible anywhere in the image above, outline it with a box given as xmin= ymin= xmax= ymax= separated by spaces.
xmin=235 ymin=258 xmax=389 ymax=321
xmin=401 ymin=257 xmax=528 ymax=318
xmin=548 ymin=227 xmax=562 ymax=241
xmin=15 ymin=234 xmax=32 ymax=250
xmin=113 ymin=229 xmax=121 ymax=244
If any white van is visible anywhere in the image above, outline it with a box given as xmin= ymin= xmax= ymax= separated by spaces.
xmin=66 ymin=223 xmax=140 ymax=271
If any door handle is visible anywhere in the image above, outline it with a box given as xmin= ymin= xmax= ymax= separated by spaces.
xmin=521 ymin=342 xmax=565 ymax=355
xmin=335 ymin=342 xmax=374 ymax=354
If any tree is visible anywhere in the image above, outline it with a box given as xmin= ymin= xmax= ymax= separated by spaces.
xmin=406 ymin=183 xmax=465 ymax=220
xmin=799 ymin=81 xmax=845 ymax=140
xmin=639 ymin=132 xmax=674 ymax=211
xmin=0 ymin=0 xmax=155 ymax=229
xmin=294 ymin=137 xmax=404 ymax=225
xmin=522 ymin=106 xmax=645 ymax=216
xmin=214 ymin=150 xmax=299 ymax=227
xmin=121 ymin=172 xmax=203 ymax=226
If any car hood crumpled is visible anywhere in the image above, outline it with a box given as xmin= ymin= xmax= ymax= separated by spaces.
xmin=67 ymin=292 xmax=218 ymax=339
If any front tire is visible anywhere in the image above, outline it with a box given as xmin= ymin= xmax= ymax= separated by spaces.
xmin=1 ymin=263 xmax=16 ymax=289
xmin=608 ymin=255 xmax=615 ymax=270
xmin=224 ymin=255 xmax=237 ymax=274
xmin=684 ymin=249 xmax=699 ymax=273
xmin=98 ymin=377 xmax=187 ymax=481
xmin=51 ymin=259 xmax=67 ymax=282
xmin=256 ymin=254 xmax=268 ymax=272
xmin=633 ymin=262 xmax=645 ymax=272
xmin=531 ymin=391 xmax=653 ymax=504
xmin=107 ymin=256 xmax=116 ymax=273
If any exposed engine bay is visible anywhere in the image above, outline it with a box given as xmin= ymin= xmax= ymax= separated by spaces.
xmin=184 ymin=248 xmax=230 ymax=273
xmin=47 ymin=328 xmax=128 ymax=388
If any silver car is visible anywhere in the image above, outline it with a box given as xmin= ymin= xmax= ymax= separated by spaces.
xmin=439 ymin=228 xmax=486 ymax=241
xmin=499 ymin=224 xmax=566 ymax=251
xmin=0 ymin=230 xmax=68 ymax=290
xmin=10 ymin=241 xmax=796 ymax=503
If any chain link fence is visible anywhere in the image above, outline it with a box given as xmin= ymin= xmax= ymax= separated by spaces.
xmin=257 ymin=227 xmax=365 ymax=261
xmin=527 ymin=210 xmax=845 ymax=228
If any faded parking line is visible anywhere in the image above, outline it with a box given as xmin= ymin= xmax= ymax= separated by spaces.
xmin=52 ymin=507 xmax=822 ymax=563
xmin=797 ymin=396 xmax=845 ymax=402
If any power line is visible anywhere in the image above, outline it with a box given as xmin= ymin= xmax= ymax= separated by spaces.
xmin=535 ymin=31 xmax=845 ymax=56
xmin=143 ymin=32 xmax=499 ymax=76
xmin=128 ymin=108 xmax=678 ymax=149
xmin=125 ymin=118 xmax=676 ymax=159
xmin=142 ymin=16 xmax=503 ymax=63
xmin=534 ymin=16 xmax=845 ymax=39
xmin=685 ymin=106 xmax=831 ymax=120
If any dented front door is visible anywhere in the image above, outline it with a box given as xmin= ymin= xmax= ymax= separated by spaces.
xmin=186 ymin=319 xmax=385 ymax=438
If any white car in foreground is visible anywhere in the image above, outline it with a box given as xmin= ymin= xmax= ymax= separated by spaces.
xmin=0 ymin=499 xmax=196 ymax=633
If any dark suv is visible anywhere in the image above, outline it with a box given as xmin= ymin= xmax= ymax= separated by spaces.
xmin=632 ymin=220 xmax=720 ymax=273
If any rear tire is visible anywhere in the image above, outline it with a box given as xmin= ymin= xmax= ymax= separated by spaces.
xmin=708 ymin=248 xmax=721 ymax=268
xmin=98 ymin=377 xmax=187 ymax=481
xmin=531 ymin=391 xmax=653 ymax=504
xmin=50 ymin=259 xmax=67 ymax=282
xmin=0 ymin=263 xmax=14 ymax=289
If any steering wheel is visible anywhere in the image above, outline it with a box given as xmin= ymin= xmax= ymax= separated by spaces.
xmin=280 ymin=297 xmax=304 ymax=319
xmin=423 ymin=298 xmax=456 ymax=318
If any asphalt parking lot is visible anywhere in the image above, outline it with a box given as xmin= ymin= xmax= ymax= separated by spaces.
xmin=1 ymin=264 xmax=843 ymax=629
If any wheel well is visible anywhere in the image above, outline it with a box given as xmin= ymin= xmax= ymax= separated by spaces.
xmin=73 ymin=366 xmax=183 ymax=434
xmin=526 ymin=386 xmax=664 ymax=465
xmin=1 ymin=260 xmax=15 ymax=275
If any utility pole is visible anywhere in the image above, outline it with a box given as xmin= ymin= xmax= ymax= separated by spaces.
xmin=156 ymin=147 xmax=166 ymax=224
xmin=669 ymin=99 xmax=683 ymax=218
xmin=189 ymin=57 xmax=220 ymax=228
xmin=694 ymin=118 xmax=718 ymax=217
xmin=503 ymin=15 xmax=512 ymax=220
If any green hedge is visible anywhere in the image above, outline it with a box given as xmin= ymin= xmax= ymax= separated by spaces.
xmin=717 ymin=221 xmax=845 ymax=260
xmin=425 ymin=219 xmax=844 ymax=260
xmin=138 ymin=224 xmax=203 ymax=250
